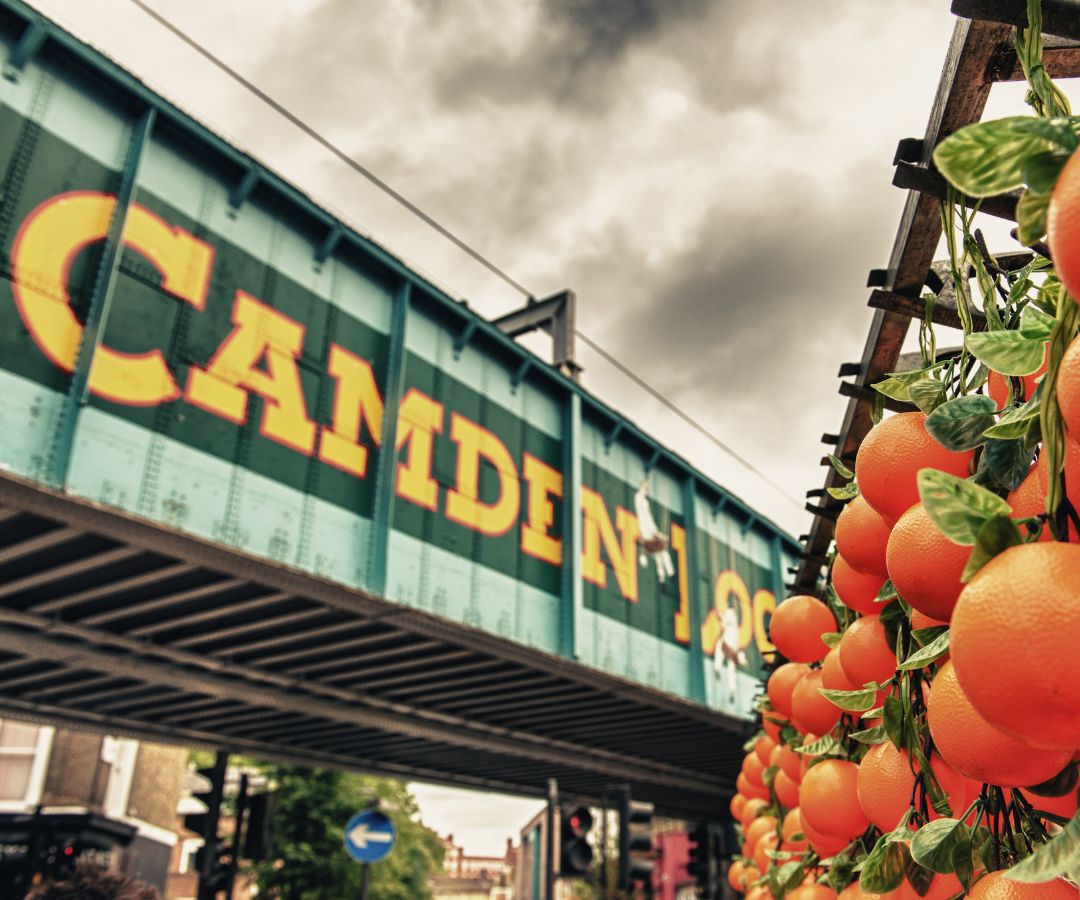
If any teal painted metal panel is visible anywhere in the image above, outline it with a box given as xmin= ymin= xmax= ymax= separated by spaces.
xmin=0 ymin=2 xmax=801 ymax=711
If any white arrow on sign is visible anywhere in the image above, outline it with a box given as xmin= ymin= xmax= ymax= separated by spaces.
xmin=348 ymin=824 xmax=394 ymax=849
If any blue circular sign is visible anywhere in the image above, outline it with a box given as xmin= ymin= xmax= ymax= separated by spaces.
xmin=343 ymin=809 xmax=397 ymax=863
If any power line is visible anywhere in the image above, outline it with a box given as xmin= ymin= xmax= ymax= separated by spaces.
xmin=575 ymin=332 xmax=802 ymax=510
xmin=119 ymin=0 xmax=802 ymax=511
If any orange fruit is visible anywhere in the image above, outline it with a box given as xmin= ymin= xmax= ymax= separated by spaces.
xmin=744 ymin=815 xmax=778 ymax=852
xmin=791 ymin=669 xmax=842 ymax=736
xmin=891 ymin=872 xmax=964 ymax=900
xmin=729 ymin=860 xmax=761 ymax=892
xmin=774 ymin=769 xmax=801 ymax=809
xmin=1047 ymin=150 xmax=1080 ymax=303
xmin=1006 ymin=436 xmax=1080 ymax=542
xmin=788 ymin=886 xmax=837 ymax=900
xmin=834 ymin=496 xmax=892 ymax=577
xmin=909 ymin=609 xmax=946 ymax=631
xmin=731 ymin=793 xmax=748 ymax=820
xmin=801 ymin=812 xmax=851 ymax=857
xmin=769 ymin=595 xmax=837 ymax=663
xmin=856 ymin=741 xmax=971 ymax=832
xmin=838 ymin=615 xmax=896 ymax=688
xmin=833 ymin=554 xmax=889 ymax=614
xmin=927 ymin=661 xmax=1072 ymax=787
xmin=951 ymin=542 xmax=1080 ymax=750
xmin=763 ymin=714 xmax=788 ymax=743
xmin=746 ymin=886 xmax=775 ymax=900
xmin=771 ymin=742 xmax=802 ymax=782
xmin=756 ymin=735 xmax=778 ymax=766
xmin=782 ymin=807 xmax=808 ymax=851
xmin=855 ymin=412 xmax=974 ymax=523
xmin=886 ymin=503 xmax=970 ymax=622
xmin=968 ymin=870 xmax=1078 ymax=899
xmin=743 ymin=752 xmax=768 ymax=788
xmin=838 ymin=884 xmax=884 ymax=900
xmin=768 ymin=662 xmax=811 ymax=717
xmin=821 ymin=646 xmax=858 ymax=692
xmin=1058 ymin=333 xmax=1080 ymax=433
xmin=1019 ymin=786 xmax=1078 ymax=820
xmin=799 ymin=759 xmax=869 ymax=840
xmin=741 ymin=797 xmax=769 ymax=827
xmin=738 ymin=772 xmax=770 ymax=802
xmin=752 ymin=831 xmax=779 ymax=873
xmin=988 ymin=347 xmax=1047 ymax=409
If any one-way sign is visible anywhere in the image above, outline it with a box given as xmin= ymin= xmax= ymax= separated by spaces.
xmin=343 ymin=809 xmax=397 ymax=863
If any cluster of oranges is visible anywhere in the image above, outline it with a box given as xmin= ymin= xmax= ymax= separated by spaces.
xmin=725 ymin=347 xmax=1080 ymax=897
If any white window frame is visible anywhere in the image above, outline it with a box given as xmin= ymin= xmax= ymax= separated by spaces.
xmin=102 ymin=736 xmax=140 ymax=819
xmin=0 ymin=720 xmax=54 ymax=811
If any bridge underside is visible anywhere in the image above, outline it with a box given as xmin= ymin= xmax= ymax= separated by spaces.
xmin=0 ymin=471 xmax=747 ymax=818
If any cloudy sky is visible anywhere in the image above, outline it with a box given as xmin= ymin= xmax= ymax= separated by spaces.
xmin=26 ymin=0 xmax=1043 ymax=855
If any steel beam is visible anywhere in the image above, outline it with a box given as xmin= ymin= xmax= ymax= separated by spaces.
xmin=561 ymin=392 xmax=582 ymax=659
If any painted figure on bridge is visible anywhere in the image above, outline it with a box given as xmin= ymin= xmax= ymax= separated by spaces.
xmin=634 ymin=479 xmax=675 ymax=583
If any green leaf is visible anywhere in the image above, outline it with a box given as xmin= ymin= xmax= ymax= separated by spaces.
xmin=898 ymin=630 xmax=951 ymax=670
xmin=860 ymin=834 xmax=910 ymax=893
xmin=821 ymin=631 xmax=843 ymax=649
xmin=933 ymin=116 xmax=1080 ymax=197
xmin=912 ymin=625 xmax=948 ymax=647
xmin=876 ymin=579 xmax=898 ymax=604
xmin=917 ymin=469 xmax=1012 ymax=545
xmin=983 ymin=383 xmax=1044 ymax=437
xmin=883 ymin=695 xmax=905 ymax=751
xmin=961 ymin=514 xmax=1023 ymax=581
xmin=906 ymin=858 xmax=937 ymax=897
xmin=828 ymin=482 xmax=860 ymax=501
xmin=925 ymin=396 xmax=998 ymax=451
xmin=828 ymin=454 xmax=855 ymax=480
xmin=762 ymin=764 xmax=779 ymax=789
xmin=796 ymin=734 xmax=843 ymax=756
xmin=975 ymin=438 xmax=1033 ymax=491
xmin=1002 ymin=810 xmax=1080 ymax=883
xmin=965 ymin=330 xmax=1048 ymax=376
xmin=1017 ymin=188 xmax=1052 ymax=244
xmin=1020 ymin=306 xmax=1056 ymax=340
xmin=909 ymin=378 xmax=948 ymax=414
xmin=772 ymin=859 xmax=805 ymax=895
xmin=1021 ymin=150 xmax=1071 ymax=195
xmin=911 ymin=818 xmax=970 ymax=874
xmin=952 ymin=831 xmax=976 ymax=890
xmin=850 ymin=724 xmax=888 ymax=745
xmin=819 ymin=685 xmax=878 ymax=712
xmin=874 ymin=376 xmax=917 ymax=403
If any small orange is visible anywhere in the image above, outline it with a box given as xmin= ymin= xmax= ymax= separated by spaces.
xmin=838 ymin=614 xmax=896 ymax=688
xmin=731 ymin=793 xmax=748 ymax=820
xmin=799 ymin=759 xmax=869 ymax=840
xmin=834 ymin=496 xmax=892 ymax=577
xmin=855 ymin=412 xmax=974 ymax=522
xmin=951 ymin=542 xmax=1080 ymax=750
xmin=886 ymin=504 xmax=970 ymax=622
xmin=763 ymin=714 xmax=788 ymax=743
xmin=743 ymin=752 xmax=767 ymax=788
xmin=782 ymin=807 xmax=808 ymax=851
xmin=746 ymin=885 xmax=775 ymax=900
xmin=838 ymin=884 xmax=884 ymax=900
xmin=987 ymin=347 xmax=1047 ymax=409
xmin=821 ymin=646 xmax=858 ymax=691
xmin=1007 ymin=436 xmax=1080 ymax=542
xmin=926 ymin=661 xmax=1072 ymax=787
xmin=891 ymin=871 xmax=964 ymax=900
xmin=770 ymin=742 xmax=802 ymax=782
xmin=768 ymin=662 xmax=811 ymax=717
xmin=833 ymin=554 xmax=889 ymax=615
xmin=756 ymin=735 xmax=778 ymax=767
xmin=856 ymin=741 xmax=971 ymax=832
xmin=741 ymin=796 xmax=769 ymax=827
xmin=774 ymin=769 xmax=801 ymax=809
xmin=728 ymin=860 xmax=761 ymax=893
xmin=769 ymin=595 xmax=837 ymax=663
xmin=801 ymin=813 xmax=850 ymax=857
xmin=791 ymin=669 xmax=842 ymax=736
xmin=744 ymin=815 xmax=778 ymax=853
xmin=1047 ymin=151 xmax=1080 ymax=303
xmin=787 ymin=885 xmax=837 ymax=900
xmin=738 ymin=772 xmax=770 ymax=802
xmin=967 ymin=870 xmax=1077 ymax=898
xmin=752 ymin=831 xmax=779 ymax=873
xmin=1058 ymin=333 xmax=1080 ymax=433
xmin=909 ymin=609 xmax=946 ymax=631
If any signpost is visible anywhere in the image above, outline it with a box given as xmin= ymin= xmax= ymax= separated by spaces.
xmin=343 ymin=809 xmax=396 ymax=900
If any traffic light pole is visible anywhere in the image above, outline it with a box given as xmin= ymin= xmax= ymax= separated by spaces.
xmin=223 ymin=771 xmax=249 ymax=899
xmin=196 ymin=752 xmax=227 ymax=900
xmin=545 ymin=778 xmax=557 ymax=900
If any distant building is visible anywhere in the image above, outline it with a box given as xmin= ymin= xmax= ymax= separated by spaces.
xmin=431 ymin=832 xmax=516 ymax=899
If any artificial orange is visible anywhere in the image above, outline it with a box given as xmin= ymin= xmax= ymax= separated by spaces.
xmin=787 ymin=885 xmax=837 ymax=900
xmin=791 ymin=669 xmax=842 ymax=736
xmin=987 ymin=347 xmax=1047 ymax=409
xmin=951 ymin=542 xmax=1080 ymax=750
xmin=746 ymin=885 xmax=775 ymax=900
xmin=741 ymin=796 xmax=769 ymax=827
xmin=838 ymin=614 xmax=896 ymax=688
xmin=968 ymin=869 xmax=1078 ymax=898
xmin=890 ymin=871 xmax=964 ymax=900
xmin=768 ymin=662 xmax=811 ymax=717
xmin=926 ymin=661 xmax=1072 ymax=787
xmin=769 ymin=595 xmax=837 ymax=663
xmin=752 ymin=831 xmax=779 ymax=873
xmin=821 ymin=646 xmax=859 ymax=692
xmin=729 ymin=860 xmax=761 ymax=893
xmin=744 ymin=815 xmax=778 ymax=853
xmin=743 ymin=752 xmax=768 ymax=788
xmin=909 ymin=609 xmax=946 ymax=631
xmin=731 ymin=793 xmax=748 ymax=820
xmin=833 ymin=555 xmax=889 ymax=615
xmin=886 ymin=503 xmax=970 ymax=622
xmin=838 ymin=884 xmax=884 ymax=900
xmin=756 ymin=735 xmax=778 ymax=767
xmin=738 ymin=772 xmax=770 ymax=802
xmin=771 ymin=742 xmax=802 ymax=782
xmin=834 ymin=496 xmax=892 ymax=577
xmin=1046 ymin=149 xmax=1080 ymax=303
xmin=774 ymin=769 xmax=801 ymax=809
xmin=799 ymin=759 xmax=869 ymax=840
xmin=855 ymin=412 xmax=974 ymax=523
xmin=1059 ymin=333 xmax=1080 ymax=433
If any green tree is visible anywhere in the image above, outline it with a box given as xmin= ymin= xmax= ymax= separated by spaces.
xmin=249 ymin=765 xmax=444 ymax=900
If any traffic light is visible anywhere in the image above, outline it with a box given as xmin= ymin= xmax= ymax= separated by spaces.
xmin=242 ymin=792 xmax=276 ymax=861
xmin=559 ymin=804 xmax=593 ymax=877
xmin=182 ymin=752 xmax=228 ymax=900
xmin=686 ymin=821 xmax=711 ymax=891
xmin=616 ymin=785 xmax=654 ymax=890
